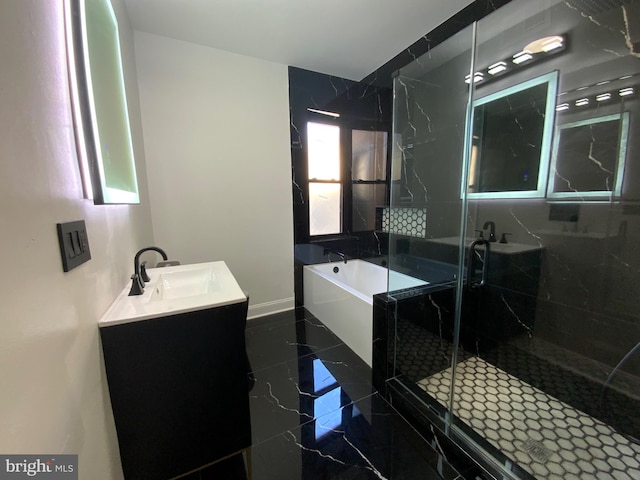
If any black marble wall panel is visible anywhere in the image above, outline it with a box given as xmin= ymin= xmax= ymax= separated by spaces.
xmin=361 ymin=0 xmax=514 ymax=89
xmin=289 ymin=66 xmax=392 ymax=245
xmin=289 ymin=67 xmax=393 ymax=301
xmin=385 ymin=0 xmax=640 ymax=468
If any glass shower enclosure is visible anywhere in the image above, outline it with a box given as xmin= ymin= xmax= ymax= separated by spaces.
xmin=385 ymin=0 xmax=640 ymax=478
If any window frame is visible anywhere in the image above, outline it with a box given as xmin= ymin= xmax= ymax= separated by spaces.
xmin=306 ymin=112 xmax=391 ymax=239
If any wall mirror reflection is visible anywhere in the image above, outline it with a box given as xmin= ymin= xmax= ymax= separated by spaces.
xmin=467 ymin=71 xmax=558 ymax=199
xmin=548 ymin=112 xmax=629 ymax=200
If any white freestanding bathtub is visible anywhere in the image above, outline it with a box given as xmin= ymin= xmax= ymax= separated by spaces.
xmin=303 ymin=260 xmax=427 ymax=366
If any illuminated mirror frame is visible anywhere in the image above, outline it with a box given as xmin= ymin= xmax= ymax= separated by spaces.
xmin=465 ymin=71 xmax=558 ymax=200
xmin=547 ymin=112 xmax=629 ymax=200
xmin=65 ymin=0 xmax=140 ymax=204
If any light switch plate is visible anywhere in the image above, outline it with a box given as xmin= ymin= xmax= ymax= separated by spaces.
xmin=57 ymin=220 xmax=91 ymax=272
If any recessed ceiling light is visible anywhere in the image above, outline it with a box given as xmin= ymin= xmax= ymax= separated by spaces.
xmin=619 ymin=87 xmax=634 ymax=97
xmin=575 ymin=98 xmax=589 ymax=106
xmin=596 ymin=93 xmax=612 ymax=102
xmin=556 ymin=103 xmax=570 ymax=111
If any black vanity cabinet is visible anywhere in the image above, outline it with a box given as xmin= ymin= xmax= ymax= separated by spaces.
xmin=99 ymin=299 xmax=251 ymax=480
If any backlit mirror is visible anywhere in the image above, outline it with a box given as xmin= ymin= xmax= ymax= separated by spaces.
xmin=65 ymin=0 xmax=140 ymax=204
xmin=467 ymin=71 xmax=558 ymax=199
xmin=548 ymin=112 xmax=629 ymax=200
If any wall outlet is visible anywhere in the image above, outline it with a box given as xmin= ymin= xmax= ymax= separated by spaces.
xmin=57 ymin=220 xmax=91 ymax=272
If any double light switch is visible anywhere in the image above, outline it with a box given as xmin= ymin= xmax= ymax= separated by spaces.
xmin=57 ymin=220 xmax=91 ymax=272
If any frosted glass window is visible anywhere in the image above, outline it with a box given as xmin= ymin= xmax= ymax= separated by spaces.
xmin=309 ymin=183 xmax=342 ymax=235
xmin=308 ymin=122 xmax=340 ymax=180
xmin=353 ymin=184 xmax=386 ymax=231
xmin=352 ymin=130 xmax=388 ymax=181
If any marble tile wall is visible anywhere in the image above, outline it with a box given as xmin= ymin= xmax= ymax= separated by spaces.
xmin=384 ymin=0 xmax=640 ymax=476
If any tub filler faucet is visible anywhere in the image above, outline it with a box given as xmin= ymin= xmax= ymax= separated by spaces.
xmin=323 ymin=247 xmax=347 ymax=264
xmin=128 ymin=246 xmax=169 ymax=296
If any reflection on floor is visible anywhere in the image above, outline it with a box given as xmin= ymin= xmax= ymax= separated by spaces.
xmin=418 ymin=357 xmax=640 ymax=480
xmin=183 ymin=308 xmax=473 ymax=480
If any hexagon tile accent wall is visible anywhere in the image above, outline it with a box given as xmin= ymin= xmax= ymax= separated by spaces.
xmin=377 ymin=207 xmax=427 ymax=238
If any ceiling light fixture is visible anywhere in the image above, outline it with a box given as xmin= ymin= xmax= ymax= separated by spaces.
xmin=488 ymin=61 xmax=507 ymax=75
xmin=524 ymin=35 xmax=565 ymax=54
xmin=619 ymin=87 xmax=635 ymax=97
xmin=556 ymin=103 xmax=570 ymax=112
xmin=596 ymin=93 xmax=612 ymax=102
xmin=541 ymin=36 xmax=565 ymax=52
xmin=575 ymin=98 xmax=590 ymax=106
xmin=465 ymin=72 xmax=484 ymax=84
xmin=512 ymin=51 xmax=533 ymax=64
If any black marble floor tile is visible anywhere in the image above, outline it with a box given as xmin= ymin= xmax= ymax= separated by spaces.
xmin=249 ymin=342 xmax=376 ymax=444
xmin=246 ymin=309 xmax=344 ymax=372
xmin=230 ymin=309 xmax=465 ymax=480
xmin=249 ymin=393 xmax=461 ymax=480
xmin=182 ymin=453 xmax=248 ymax=480
xmin=247 ymin=307 xmax=309 ymax=330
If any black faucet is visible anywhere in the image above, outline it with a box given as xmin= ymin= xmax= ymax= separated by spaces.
xmin=323 ymin=247 xmax=347 ymax=264
xmin=128 ymin=246 xmax=168 ymax=296
xmin=483 ymin=221 xmax=497 ymax=242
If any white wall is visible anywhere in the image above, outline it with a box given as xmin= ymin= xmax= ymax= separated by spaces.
xmin=135 ymin=32 xmax=295 ymax=318
xmin=0 ymin=0 xmax=153 ymax=477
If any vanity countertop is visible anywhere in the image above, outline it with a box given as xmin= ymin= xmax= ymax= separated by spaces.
xmin=425 ymin=236 xmax=543 ymax=255
xmin=99 ymin=261 xmax=246 ymax=327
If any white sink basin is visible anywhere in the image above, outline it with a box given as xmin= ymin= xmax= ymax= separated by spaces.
xmin=150 ymin=266 xmax=219 ymax=301
xmin=99 ymin=261 xmax=246 ymax=327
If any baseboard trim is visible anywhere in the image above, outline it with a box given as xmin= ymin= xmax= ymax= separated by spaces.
xmin=247 ymin=297 xmax=295 ymax=320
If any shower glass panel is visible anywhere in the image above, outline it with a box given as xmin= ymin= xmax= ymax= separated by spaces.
xmin=388 ymin=0 xmax=640 ymax=478
xmin=389 ymin=22 xmax=475 ymax=423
